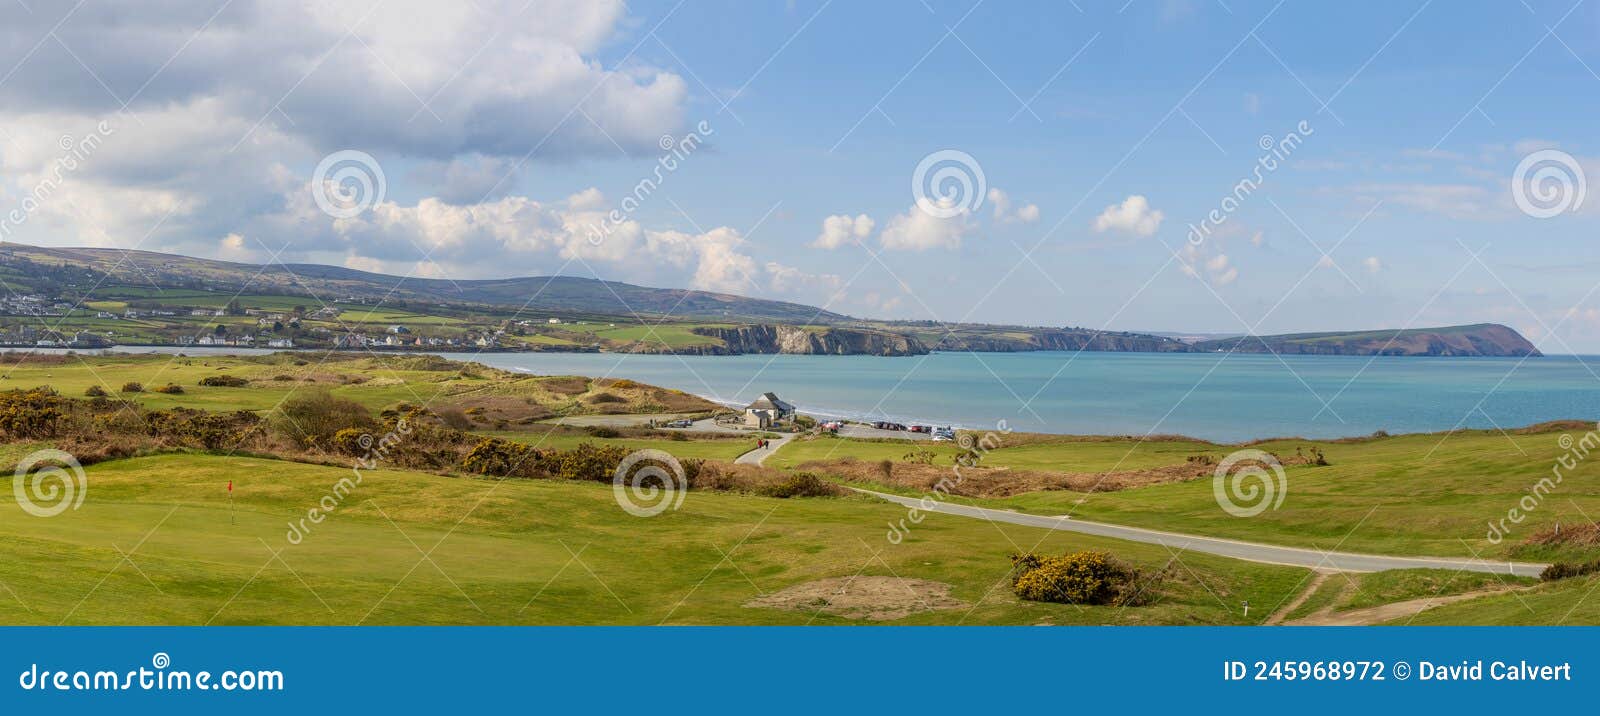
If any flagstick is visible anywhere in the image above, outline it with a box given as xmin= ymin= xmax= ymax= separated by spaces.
xmin=229 ymin=484 xmax=235 ymax=525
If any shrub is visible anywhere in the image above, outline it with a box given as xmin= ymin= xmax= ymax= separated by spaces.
xmin=756 ymin=472 xmax=835 ymax=498
xmin=198 ymin=374 xmax=250 ymax=387
xmin=0 ymin=387 xmax=65 ymax=438
xmin=121 ymin=381 xmax=144 ymax=393
xmin=84 ymin=385 xmax=107 ymax=397
xmin=152 ymin=384 xmax=184 ymax=394
xmin=332 ymin=427 xmax=371 ymax=456
xmin=1541 ymin=559 xmax=1600 ymax=582
xmin=586 ymin=426 xmax=620 ymax=439
xmin=434 ymin=406 xmax=473 ymax=431
xmin=587 ymin=392 xmax=625 ymax=404
xmin=1010 ymin=550 xmax=1149 ymax=606
xmin=275 ymin=389 xmax=376 ymax=448
xmin=461 ymin=437 xmax=542 ymax=477
xmin=145 ymin=408 xmax=262 ymax=450
xmin=549 ymin=441 xmax=631 ymax=481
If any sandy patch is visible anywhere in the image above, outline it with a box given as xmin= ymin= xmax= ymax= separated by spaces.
xmin=745 ymin=576 xmax=967 ymax=621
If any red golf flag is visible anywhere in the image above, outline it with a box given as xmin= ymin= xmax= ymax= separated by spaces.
xmin=227 ymin=481 xmax=232 ymax=492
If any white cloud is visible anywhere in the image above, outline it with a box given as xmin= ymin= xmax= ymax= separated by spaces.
xmin=987 ymin=188 xmax=1040 ymax=223
xmin=812 ymin=213 xmax=875 ymax=249
xmin=1180 ymin=243 xmax=1237 ymax=287
xmin=878 ymin=201 xmax=974 ymax=251
xmin=1092 ymin=195 xmax=1163 ymax=237
xmin=1363 ymin=256 xmax=1382 ymax=274
xmin=0 ymin=0 xmax=692 ymax=267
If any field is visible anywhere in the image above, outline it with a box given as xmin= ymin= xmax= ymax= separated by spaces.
xmin=3 ymin=353 xmax=1599 ymax=625
xmin=789 ymin=427 xmax=1600 ymax=562
xmin=0 ymin=452 xmax=1308 ymax=625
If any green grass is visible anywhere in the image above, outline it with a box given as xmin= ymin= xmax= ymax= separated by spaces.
xmin=771 ymin=433 xmax=1214 ymax=473
xmin=583 ymin=324 xmax=722 ymax=347
xmin=779 ymin=428 xmax=1600 ymax=562
xmin=485 ymin=431 xmax=755 ymax=461
xmin=1279 ymin=575 xmax=1346 ymax=621
xmin=1400 ymin=575 xmax=1595 ymax=625
xmin=1338 ymin=569 xmax=1532 ymax=611
xmin=0 ymin=452 xmax=1309 ymax=625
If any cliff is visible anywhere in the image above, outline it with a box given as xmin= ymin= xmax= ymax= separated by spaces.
xmin=930 ymin=329 xmax=1191 ymax=353
xmin=688 ymin=325 xmax=929 ymax=356
xmin=1188 ymin=323 xmax=1542 ymax=357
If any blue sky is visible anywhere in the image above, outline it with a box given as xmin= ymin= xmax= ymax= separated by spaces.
xmin=4 ymin=1 xmax=1600 ymax=351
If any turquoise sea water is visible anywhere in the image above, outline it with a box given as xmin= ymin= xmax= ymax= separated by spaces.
xmin=84 ymin=347 xmax=1600 ymax=442
xmin=436 ymin=350 xmax=1600 ymax=442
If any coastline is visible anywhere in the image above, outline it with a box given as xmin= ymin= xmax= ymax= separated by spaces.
xmin=6 ymin=346 xmax=1594 ymax=444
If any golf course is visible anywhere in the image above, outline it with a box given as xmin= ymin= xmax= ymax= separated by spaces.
xmin=0 ymin=352 xmax=1594 ymax=625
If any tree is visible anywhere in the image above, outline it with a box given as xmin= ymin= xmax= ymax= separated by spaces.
xmin=224 ymin=299 xmax=245 ymax=316
xmin=214 ymin=324 xmax=227 ymax=335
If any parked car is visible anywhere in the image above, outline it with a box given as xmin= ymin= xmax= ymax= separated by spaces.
xmin=664 ymin=419 xmax=693 ymax=428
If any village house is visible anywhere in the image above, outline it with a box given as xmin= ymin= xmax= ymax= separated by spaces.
xmin=742 ymin=392 xmax=796 ymax=429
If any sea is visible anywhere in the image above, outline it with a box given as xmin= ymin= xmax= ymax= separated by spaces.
xmin=55 ymin=346 xmax=1600 ymax=442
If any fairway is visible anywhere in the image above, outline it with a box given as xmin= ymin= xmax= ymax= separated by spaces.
xmin=0 ymin=453 xmax=1310 ymax=626
xmin=785 ymin=427 xmax=1600 ymax=562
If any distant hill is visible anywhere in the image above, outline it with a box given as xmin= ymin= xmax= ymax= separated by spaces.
xmin=0 ymin=244 xmax=1541 ymax=357
xmin=0 ymin=244 xmax=849 ymax=324
xmin=1189 ymin=324 xmax=1541 ymax=357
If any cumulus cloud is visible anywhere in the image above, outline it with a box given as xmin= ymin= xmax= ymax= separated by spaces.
xmin=0 ymin=0 xmax=694 ymax=271
xmin=0 ymin=1 xmax=686 ymax=161
xmin=1363 ymin=256 xmax=1382 ymax=274
xmin=987 ymin=188 xmax=1040 ymax=223
xmin=1092 ymin=195 xmax=1163 ymax=237
xmin=1179 ymin=243 xmax=1237 ymax=287
xmin=878 ymin=200 xmax=974 ymax=251
xmin=812 ymin=213 xmax=875 ymax=249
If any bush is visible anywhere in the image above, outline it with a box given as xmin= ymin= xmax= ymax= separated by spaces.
xmin=143 ymin=408 xmax=262 ymax=450
xmin=1541 ymin=559 xmax=1600 ymax=581
xmin=461 ymin=437 xmax=542 ymax=477
xmin=434 ymin=406 xmax=473 ymax=431
xmin=1010 ymin=550 xmax=1150 ymax=606
xmin=152 ymin=384 xmax=184 ymax=394
xmin=585 ymin=426 xmax=620 ymax=438
xmin=198 ymin=374 xmax=250 ymax=387
xmin=587 ymin=392 xmax=625 ymax=404
xmin=549 ymin=441 xmax=631 ymax=481
xmin=756 ymin=472 xmax=835 ymax=498
xmin=332 ymin=427 xmax=371 ymax=456
xmin=84 ymin=385 xmax=107 ymax=397
xmin=275 ymin=389 xmax=376 ymax=448
xmin=121 ymin=381 xmax=144 ymax=393
xmin=0 ymin=387 xmax=65 ymax=438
